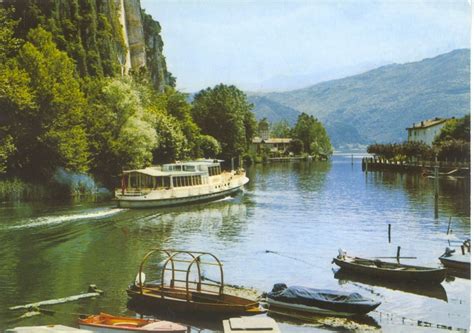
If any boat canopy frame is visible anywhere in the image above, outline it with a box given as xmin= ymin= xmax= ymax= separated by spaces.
xmin=137 ymin=249 xmax=225 ymax=301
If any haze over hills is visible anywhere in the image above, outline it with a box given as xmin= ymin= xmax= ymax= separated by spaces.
xmin=249 ymin=49 xmax=470 ymax=149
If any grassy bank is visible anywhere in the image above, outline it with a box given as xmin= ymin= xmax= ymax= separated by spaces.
xmin=0 ymin=178 xmax=113 ymax=202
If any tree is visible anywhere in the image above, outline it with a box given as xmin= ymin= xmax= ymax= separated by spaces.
xmin=196 ymin=135 xmax=222 ymax=158
xmin=11 ymin=27 xmax=89 ymax=178
xmin=435 ymin=115 xmax=470 ymax=143
xmin=293 ymin=113 xmax=332 ymax=156
xmin=271 ymin=120 xmax=292 ymax=138
xmin=85 ymin=78 xmax=158 ymax=179
xmin=156 ymin=87 xmax=199 ymax=159
xmin=257 ymin=117 xmax=270 ymax=137
xmin=288 ymin=139 xmax=303 ymax=155
xmin=192 ymin=84 xmax=256 ymax=160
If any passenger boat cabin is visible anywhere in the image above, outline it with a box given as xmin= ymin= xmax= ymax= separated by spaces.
xmin=121 ymin=160 xmax=223 ymax=192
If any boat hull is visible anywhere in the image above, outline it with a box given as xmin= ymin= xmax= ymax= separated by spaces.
xmin=117 ymin=184 xmax=245 ymax=209
xmin=265 ymin=298 xmax=377 ymax=317
xmin=333 ymin=257 xmax=446 ymax=284
xmin=78 ymin=326 xmax=151 ymax=333
xmin=126 ymin=289 xmax=264 ymax=317
xmin=439 ymin=256 xmax=470 ymax=271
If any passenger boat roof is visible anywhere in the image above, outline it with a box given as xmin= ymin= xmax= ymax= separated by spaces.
xmin=123 ymin=159 xmax=224 ymax=176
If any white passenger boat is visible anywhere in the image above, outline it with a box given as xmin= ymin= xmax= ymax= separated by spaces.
xmin=115 ymin=160 xmax=249 ymax=208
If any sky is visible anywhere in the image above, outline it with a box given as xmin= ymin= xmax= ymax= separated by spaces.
xmin=141 ymin=0 xmax=471 ymax=92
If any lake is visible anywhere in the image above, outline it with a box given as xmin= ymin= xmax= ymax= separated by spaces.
xmin=0 ymin=154 xmax=470 ymax=332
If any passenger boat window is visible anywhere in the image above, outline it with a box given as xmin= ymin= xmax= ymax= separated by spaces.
xmin=144 ymin=175 xmax=153 ymax=188
xmin=184 ymin=165 xmax=195 ymax=171
xmin=163 ymin=177 xmax=170 ymax=188
xmin=130 ymin=174 xmax=137 ymax=187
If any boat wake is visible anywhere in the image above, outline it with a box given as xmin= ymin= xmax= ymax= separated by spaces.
xmin=213 ymin=196 xmax=234 ymax=203
xmin=7 ymin=208 xmax=125 ymax=230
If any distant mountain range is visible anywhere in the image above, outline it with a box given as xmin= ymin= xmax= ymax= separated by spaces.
xmin=248 ymin=49 xmax=470 ymax=149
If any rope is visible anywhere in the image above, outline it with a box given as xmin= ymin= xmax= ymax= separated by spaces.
xmin=372 ymin=309 xmax=468 ymax=333
xmin=264 ymin=250 xmax=318 ymax=266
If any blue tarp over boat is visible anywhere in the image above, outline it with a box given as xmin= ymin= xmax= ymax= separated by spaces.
xmin=266 ymin=283 xmax=380 ymax=316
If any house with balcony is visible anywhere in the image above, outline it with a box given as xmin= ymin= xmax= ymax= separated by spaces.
xmin=250 ymin=137 xmax=292 ymax=156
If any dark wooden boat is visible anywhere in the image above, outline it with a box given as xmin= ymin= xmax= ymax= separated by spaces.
xmin=333 ymin=269 xmax=448 ymax=301
xmin=126 ymin=249 xmax=265 ymax=316
xmin=439 ymin=245 xmax=470 ymax=278
xmin=332 ymin=252 xmax=446 ymax=284
xmin=265 ymin=283 xmax=380 ymax=317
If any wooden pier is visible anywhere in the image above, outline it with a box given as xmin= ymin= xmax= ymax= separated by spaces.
xmin=361 ymin=157 xmax=470 ymax=176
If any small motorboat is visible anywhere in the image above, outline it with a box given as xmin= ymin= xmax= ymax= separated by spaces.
xmin=78 ymin=313 xmax=187 ymax=332
xmin=264 ymin=283 xmax=381 ymax=317
xmin=439 ymin=244 xmax=470 ymax=275
xmin=223 ymin=317 xmax=281 ymax=333
xmin=126 ymin=249 xmax=265 ymax=316
xmin=332 ymin=250 xmax=446 ymax=284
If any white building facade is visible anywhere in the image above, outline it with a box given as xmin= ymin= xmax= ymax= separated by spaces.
xmin=406 ymin=118 xmax=448 ymax=146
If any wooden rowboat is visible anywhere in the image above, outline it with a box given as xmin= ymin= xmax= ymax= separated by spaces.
xmin=126 ymin=249 xmax=265 ymax=317
xmin=439 ymin=245 xmax=470 ymax=279
xmin=78 ymin=313 xmax=187 ymax=332
xmin=333 ymin=269 xmax=448 ymax=301
xmin=332 ymin=252 xmax=446 ymax=284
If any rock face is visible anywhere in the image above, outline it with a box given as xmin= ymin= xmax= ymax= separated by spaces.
xmin=5 ymin=0 xmax=172 ymax=91
xmin=122 ymin=0 xmax=147 ymax=70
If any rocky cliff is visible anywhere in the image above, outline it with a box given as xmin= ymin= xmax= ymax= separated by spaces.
xmin=3 ymin=0 xmax=172 ymax=91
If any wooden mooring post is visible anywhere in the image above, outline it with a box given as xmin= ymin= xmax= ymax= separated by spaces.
xmin=446 ymin=217 xmax=452 ymax=235
xmin=388 ymin=224 xmax=391 ymax=243
xmin=434 ymin=154 xmax=439 ymax=219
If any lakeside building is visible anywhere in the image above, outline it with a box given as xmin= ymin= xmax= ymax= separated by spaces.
xmin=406 ymin=118 xmax=448 ymax=146
xmin=250 ymin=137 xmax=292 ymax=155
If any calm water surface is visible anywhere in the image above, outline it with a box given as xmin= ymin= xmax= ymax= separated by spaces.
xmin=0 ymin=155 xmax=470 ymax=332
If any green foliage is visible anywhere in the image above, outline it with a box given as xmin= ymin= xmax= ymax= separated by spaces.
xmin=257 ymin=117 xmax=270 ymax=134
xmin=0 ymin=25 xmax=90 ymax=178
xmin=437 ymin=139 xmax=470 ymax=161
xmin=85 ymin=78 xmax=158 ymax=179
xmin=0 ymin=7 xmax=22 ymax=62
xmin=196 ymin=135 xmax=222 ymax=158
xmin=152 ymin=112 xmax=187 ymax=163
xmin=192 ymin=84 xmax=256 ymax=160
xmin=367 ymin=143 xmax=400 ymax=160
xmin=288 ymin=139 xmax=303 ymax=155
xmin=367 ymin=139 xmax=468 ymax=162
xmin=293 ymin=113 xmax=332 ymax=156
xmin=434 ymin=115 xmax=470 ymax=144
xmin=271 ymin=120 xmax=292 ymax=138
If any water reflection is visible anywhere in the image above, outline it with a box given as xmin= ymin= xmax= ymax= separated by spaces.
xmin=0 ymin=155 xmax=470 ymax=332
xmin=333 ymin=269 xmax=448 ymax=302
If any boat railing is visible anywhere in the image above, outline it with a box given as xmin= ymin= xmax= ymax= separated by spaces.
xmin=137 ymin=249 xmax=224 ymax=301
xmin=123 ymin=188 xmax=153 ymax=196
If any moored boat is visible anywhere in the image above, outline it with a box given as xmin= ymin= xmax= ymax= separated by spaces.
xmin=439 ymin=245 xmax=470 ymax=276
xmin=78 ymin=313 xmax=187 ymax=332
xmin=115 ymin=159 xmax=249 ymax=208
xmin=334 ymin=269 xmax=448 ymax=301
xmin=264 ymin=283 xmax=380 ymax=317
xmin=126 ymin=249 xmax=265 ymax=316
xmin=332 ymin=251 xmax=446 ymax=284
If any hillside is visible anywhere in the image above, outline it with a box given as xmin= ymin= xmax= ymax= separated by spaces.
xmin=251 ymin=49 xmax=470 ymax=148
xmin=246 ymin=95 xmax=300 ymax=125
xmin=4 ymin=0 xmax=173 ymax=90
